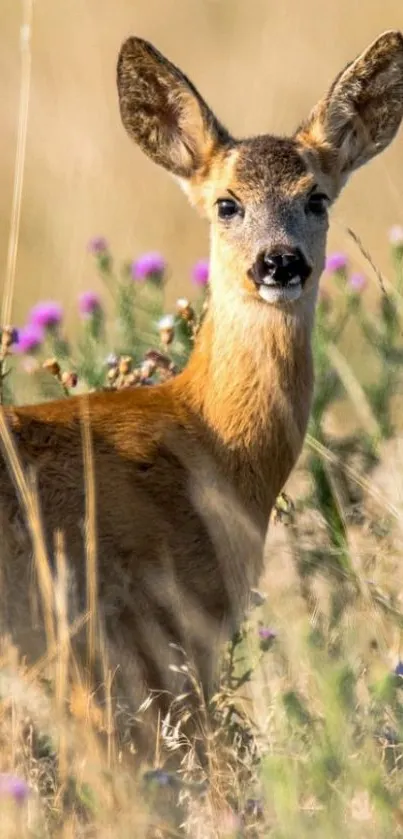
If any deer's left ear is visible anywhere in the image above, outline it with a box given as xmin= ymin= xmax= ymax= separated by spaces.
xmin=295 ymin=31 xmax=403 ymax=188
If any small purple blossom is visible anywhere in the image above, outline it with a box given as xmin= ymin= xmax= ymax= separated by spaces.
xmin=325 ymin=252 xmax=348 ymax=274
xmin=348 ymin=273 xmax=367 ymax=293
xmin=29 ymin=301 xmax=63 ymax=330
xmin=258 ymin=627 xmax=277 ymax=642
xmin=388 ymin=225 xmax=403 ymax=247
xmin=78 ymin=291 xmax=102 ymax=317
xmin=131 ymin=251 xmax=166 ymax=281
xmin=15 ymin=324 xmax=44 ymax=354
xmin=258 ymin=626 xmax=277 ymax=651
xmin=0 ymin=774 xmax=29 ymax=804
xmin=87 ymin=236 xmax=109 ymax=255
xmin=192 ymin=259 xmax=209 ymax=287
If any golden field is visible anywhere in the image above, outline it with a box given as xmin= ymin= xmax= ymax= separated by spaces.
xmin=1 ymin=0 xmax=403 ymax=327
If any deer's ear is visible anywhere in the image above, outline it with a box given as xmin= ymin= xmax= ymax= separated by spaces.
xmin=295 ymin=31 xmax=403 ymax=188
xmin=117 ymin=37 xmax=230 ymax=179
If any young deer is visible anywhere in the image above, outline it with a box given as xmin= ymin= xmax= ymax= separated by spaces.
xmin=1 ymin=32 xmax=403 ymax=741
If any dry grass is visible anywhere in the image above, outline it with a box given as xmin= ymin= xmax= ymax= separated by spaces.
xmin=1 ymin=0 xmax=403 ymax=324
xmin=2 ymin=3 xmax=403 ymax=836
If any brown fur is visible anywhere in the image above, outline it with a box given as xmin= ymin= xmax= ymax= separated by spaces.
xmin=1 ymin=31 xmax=403 ymax=751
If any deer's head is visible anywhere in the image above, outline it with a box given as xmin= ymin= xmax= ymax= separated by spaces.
xmin=117 ymin=32 xmax=403 ymax=312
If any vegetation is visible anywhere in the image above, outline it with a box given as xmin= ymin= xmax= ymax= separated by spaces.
xmin=1 ymin=228 xmax=403 ymax=837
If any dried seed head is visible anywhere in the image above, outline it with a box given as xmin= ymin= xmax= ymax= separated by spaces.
xmin=107 ymin=366 xmax=119 ymax=383
xmin=176 ymin=298 xmax=195 ymax=322
xmin=61 ymin=371 xmax=78 ymax=388
xmin=140 ymin=359 xmax=156 ymax=380
xmin=1 ymin=326 xmax=18 ymax=349
xmin=158 ymin=314 xmax=175 ymax=347
xmin=119 ymin=356 xmax=132 ymax=375
xmin=43 ymin=357 xmax=61 ymax=378
xmin=126 ymin=370 xmax=141 ymax=387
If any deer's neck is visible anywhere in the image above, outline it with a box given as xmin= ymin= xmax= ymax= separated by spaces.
xmin=176 ymin=291 xmax=315 ymax=514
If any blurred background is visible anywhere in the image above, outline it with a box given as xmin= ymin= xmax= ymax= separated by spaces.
xmin=1 ymin=0 xmax=403 ymax=327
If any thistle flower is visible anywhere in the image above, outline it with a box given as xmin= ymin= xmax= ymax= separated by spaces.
xmin=78 ymin=291 xmax=102 ymax=318
xmin=15 ymin=324 xmax=43 ymax=354
xmin=258 ymin=627 xmax=277 ymax=642
xmin=191 ymin=259 xmax=209 ymax=286
xmin=348 ymin=273 xmax=367 ymax=293
xmin=132 ymin=251 xmax=166 ymax=282
xmin=0 ymin=774 xmax=29 ymax=804
xmin=258 ymin=626 xmax=277 ymax=651
xmin=87 ymin=236 xmax=109 ymax=254
xmin=388 ymin=225 xmax=403 ymax=247
xmin=29 ymin=301 xmax=63 ymax=330
xmin=325 ymin=252 xmax=348 ymax=274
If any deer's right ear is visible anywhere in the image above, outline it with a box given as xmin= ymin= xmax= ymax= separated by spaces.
xmin=117 ymin=38 xmax=230 ymax=179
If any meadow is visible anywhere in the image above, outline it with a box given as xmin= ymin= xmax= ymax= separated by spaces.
xmin=2 ymin=1 xmax=403 ymax=837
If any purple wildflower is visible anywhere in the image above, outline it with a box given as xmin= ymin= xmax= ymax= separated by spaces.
xmin=78 ymin=291 xmax=102 ymax=317
xmin=388 ymin=225 xmax=403 ymax=247
xmin=87 ymin=236 xmax=109 ymax=255
xmin=15 ymin=324 xmax=44 ymax=354
xmin=325 ymin=252 xmax=348 ymax=274
xmin=348 ymin=273 xmax=367 ymax=293
xmin=29 ymin=301 xmax=63 ymax=330
xmin=131 ymin=251 xmax=166 ymax=281
xmin=258 ymin=626 xmax=277 ymax=651
xmin=258 ymin=627 xmax=277 ymax=642
xmin=0 ymin=774 xmax=29 ymax=804
xmin=191 ymin=259 xmax=209 ymax=287
xmin=395 ymin=661 xmax=403 ymax=677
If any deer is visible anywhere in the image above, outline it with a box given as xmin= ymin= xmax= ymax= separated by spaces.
xmin=0 ymin=31 xmax=402 ymax=754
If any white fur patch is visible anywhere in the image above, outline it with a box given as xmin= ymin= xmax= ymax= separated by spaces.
xmin=258 ymin=282 xmax=302 ymax=304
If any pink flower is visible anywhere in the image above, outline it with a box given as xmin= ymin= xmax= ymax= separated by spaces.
xmin=0 ymin=774 xmax=29 ymax=805
xmin=388 ymin=225 xmax=403 ymax=247
xmin=87 ymin=236 xmax=109 ymax=254
xmin=258 ymin=627 xmax=277 ymax=642
xmin=348 ymin=273 xmax=367 ymax=293
xmin=191 ymin=259 xmax=209 ymax=287
xmin=325 ymin=252 xmax=348 ymax=274
xmin=15 ymin=324 xmax=44 ymax=354
xmin=78 ymin=291 xmax=102 ymax=317
xmin=29 ymin=301 xmax=63 ymax=330
xmin=131 ymin=252 xmax=166 ymax=281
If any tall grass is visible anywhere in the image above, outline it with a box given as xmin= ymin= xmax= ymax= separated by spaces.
xmin=0 ymin=229 xmax=403 ymax=835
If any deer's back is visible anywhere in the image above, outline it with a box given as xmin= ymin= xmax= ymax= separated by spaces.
xmin=0 ymin=386 xmax=265 ymax=713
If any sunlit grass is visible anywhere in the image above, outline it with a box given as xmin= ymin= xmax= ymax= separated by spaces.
xmin=1 ymin=231 xmax=403 ymax=835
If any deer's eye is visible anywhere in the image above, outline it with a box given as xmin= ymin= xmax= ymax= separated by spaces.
xmin=305 ymin=192 xmax=329 ymax=216
xmin=216 ymin=198 xmax=241 ymax=220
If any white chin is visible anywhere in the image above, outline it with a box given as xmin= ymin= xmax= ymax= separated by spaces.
xmin=258 ymin=281 xmax=302 ymax=304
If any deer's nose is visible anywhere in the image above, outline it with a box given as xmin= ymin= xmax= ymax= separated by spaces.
xmin=252 ymin=248 xmax=311 ymax=287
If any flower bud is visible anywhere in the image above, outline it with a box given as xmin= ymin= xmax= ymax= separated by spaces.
xmin=118 ymin=356 xmax=132 ymax=376
xmin=158 ymin=314 xmax=175 ymax=347
xmin=61 ymin=371 xmax=78 ymax=388
xmin=43 ymin=357 xmax=61 ymax=378
xmin=176 ymin=298 xmax=195 ymax=322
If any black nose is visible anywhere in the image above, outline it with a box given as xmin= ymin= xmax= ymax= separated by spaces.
xmin=252 ymin=248 xmax=311 ymax=287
